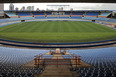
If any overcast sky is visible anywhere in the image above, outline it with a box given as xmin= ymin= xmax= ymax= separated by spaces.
xmin=4 ymin=3 xmax=116 ymax=10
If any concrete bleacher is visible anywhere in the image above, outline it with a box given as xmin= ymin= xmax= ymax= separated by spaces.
xmin=0 ymin=45 xmax=116 ymax=77
xmin=32 ymin=12 xmax=45 ymax=18
xmin=95 ymin=17 xmax=108 ymax=21
xmin=71 ymin=12 xmax=85 ymax=16
xmin=1 ymin=11 xmax=115 ymax=23
xmin=0 ymin=46 xmax=48 ymax=67
xmin=68 ymin=47 xmax=116 ymax=77
xmin=71 ymin=12 xmax=84 ymax=19
xmin=46 ymin=12 xmax=52 ymax=15
xmin=99 ymin=12 xmax=111 ymax=17
xmin=20 ymin=17 xmax=35 ymax=20
xmin=70 ymin=16 xmax=82 ymax=19
xmin=32 ymin=12 xmax=45 ymax=15
xmin=5 ymin=12 xmax=18 ymax=18
xmin=65 ymin=12 xmax=71 ymax=15
xmin=83 ymin=17 xmax=96 ymax=20
xmin=59 ymin=17 xmax=69 ymax=19
xmin=46 ymin=11 xmax=70 ymax=18
xmin=46 ymin=12 xmax=58 ymax=18
xmin=68 ymin=47 xmax=116 ymax=57
xmin=35 ymin=16 xmax=46 ymax=19
xmin=47 ymin=17 xmax=58 ymax=19
xmin=0 ymin=19 xmax=9 ymax=23
xmin=16 ymin=12 xmax=32 ymax=17
xmin=0 ymin=46 xmax=48 ymax=77
xmin=85 ymin=12 xmax=100 ymax=16
xmin=9 ymin=18 xmax=21 ymax=21
xmin=107 ymin=18 xmax=116 ymax=22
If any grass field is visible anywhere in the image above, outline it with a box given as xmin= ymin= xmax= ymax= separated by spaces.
xmin=0 ymin=21 xmax=116 ymax=43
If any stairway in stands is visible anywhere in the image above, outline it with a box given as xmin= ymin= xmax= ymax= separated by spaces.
xmin=35 ymin=48 xmax=80 ymax=77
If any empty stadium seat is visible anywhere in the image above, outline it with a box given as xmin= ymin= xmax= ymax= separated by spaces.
xmin=0 ymin=45 xmax=116 ymax=77
xmin=5 ymin=12 xmax=18 ymax=18
xmin=9 ymin=18 xmax=21 ymax=21
xmin=107 ymin=19 xmax=116 ymax=22
xmin=0 ymin=19 xmax=9 ymax=23
xmin=20 ymin=17 xmax=35 ymax=20
xmin=47 ymin=17 xmax=58 ymax=19
xmin=65 ymin=12 xmax=71 ymax=15
xmin=0 ymin=46 xmax=48 ymax=77
xmin=85 ymin=12 xmax=100 ymax=16
xmin=70 ymin=16 xmax=82 ymax=19
xmin=16 ymin=12 xmax=32 ymax=16
xmin=59 ymin=17 xmax=69 ymax=19
xmin=72 ymin=12 xmax=85 ymax=16
xmin=68 ymin=47 xmax=116 ymax=77
xmin=46 ymin=12 xmax=52 ymax=15
xmin=35 ymin=16 xmax=46 ymax=19
xmin=83 ymin=17 xmax=96 ymax=20
xmin=32 ymin=12 xmax=45 ymax=17
xmin=99 ymin=12 xmax=111 ymax=17
xmin=95 ymin=17 xmax=108 ymax=21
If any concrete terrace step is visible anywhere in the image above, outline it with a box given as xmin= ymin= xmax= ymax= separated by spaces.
xmin=39 ymin=66 xmax=72 ymax=77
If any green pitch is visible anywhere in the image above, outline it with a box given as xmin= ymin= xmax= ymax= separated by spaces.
xmin=0 ymin=21 xmax=116 ymax=43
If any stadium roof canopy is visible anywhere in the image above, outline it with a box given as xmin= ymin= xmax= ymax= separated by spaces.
xmin=0 ymin=0 xmax=116 ymax=3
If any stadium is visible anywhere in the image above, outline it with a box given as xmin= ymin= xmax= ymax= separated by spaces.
xmin=0 ymin=0 xmax=116 ymax=77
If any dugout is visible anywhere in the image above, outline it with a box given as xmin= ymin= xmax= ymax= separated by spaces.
xmin=21 ymin=20 xmax=25 ymax=22
xmin=92 ymin=20 xmax=95 ymax=22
